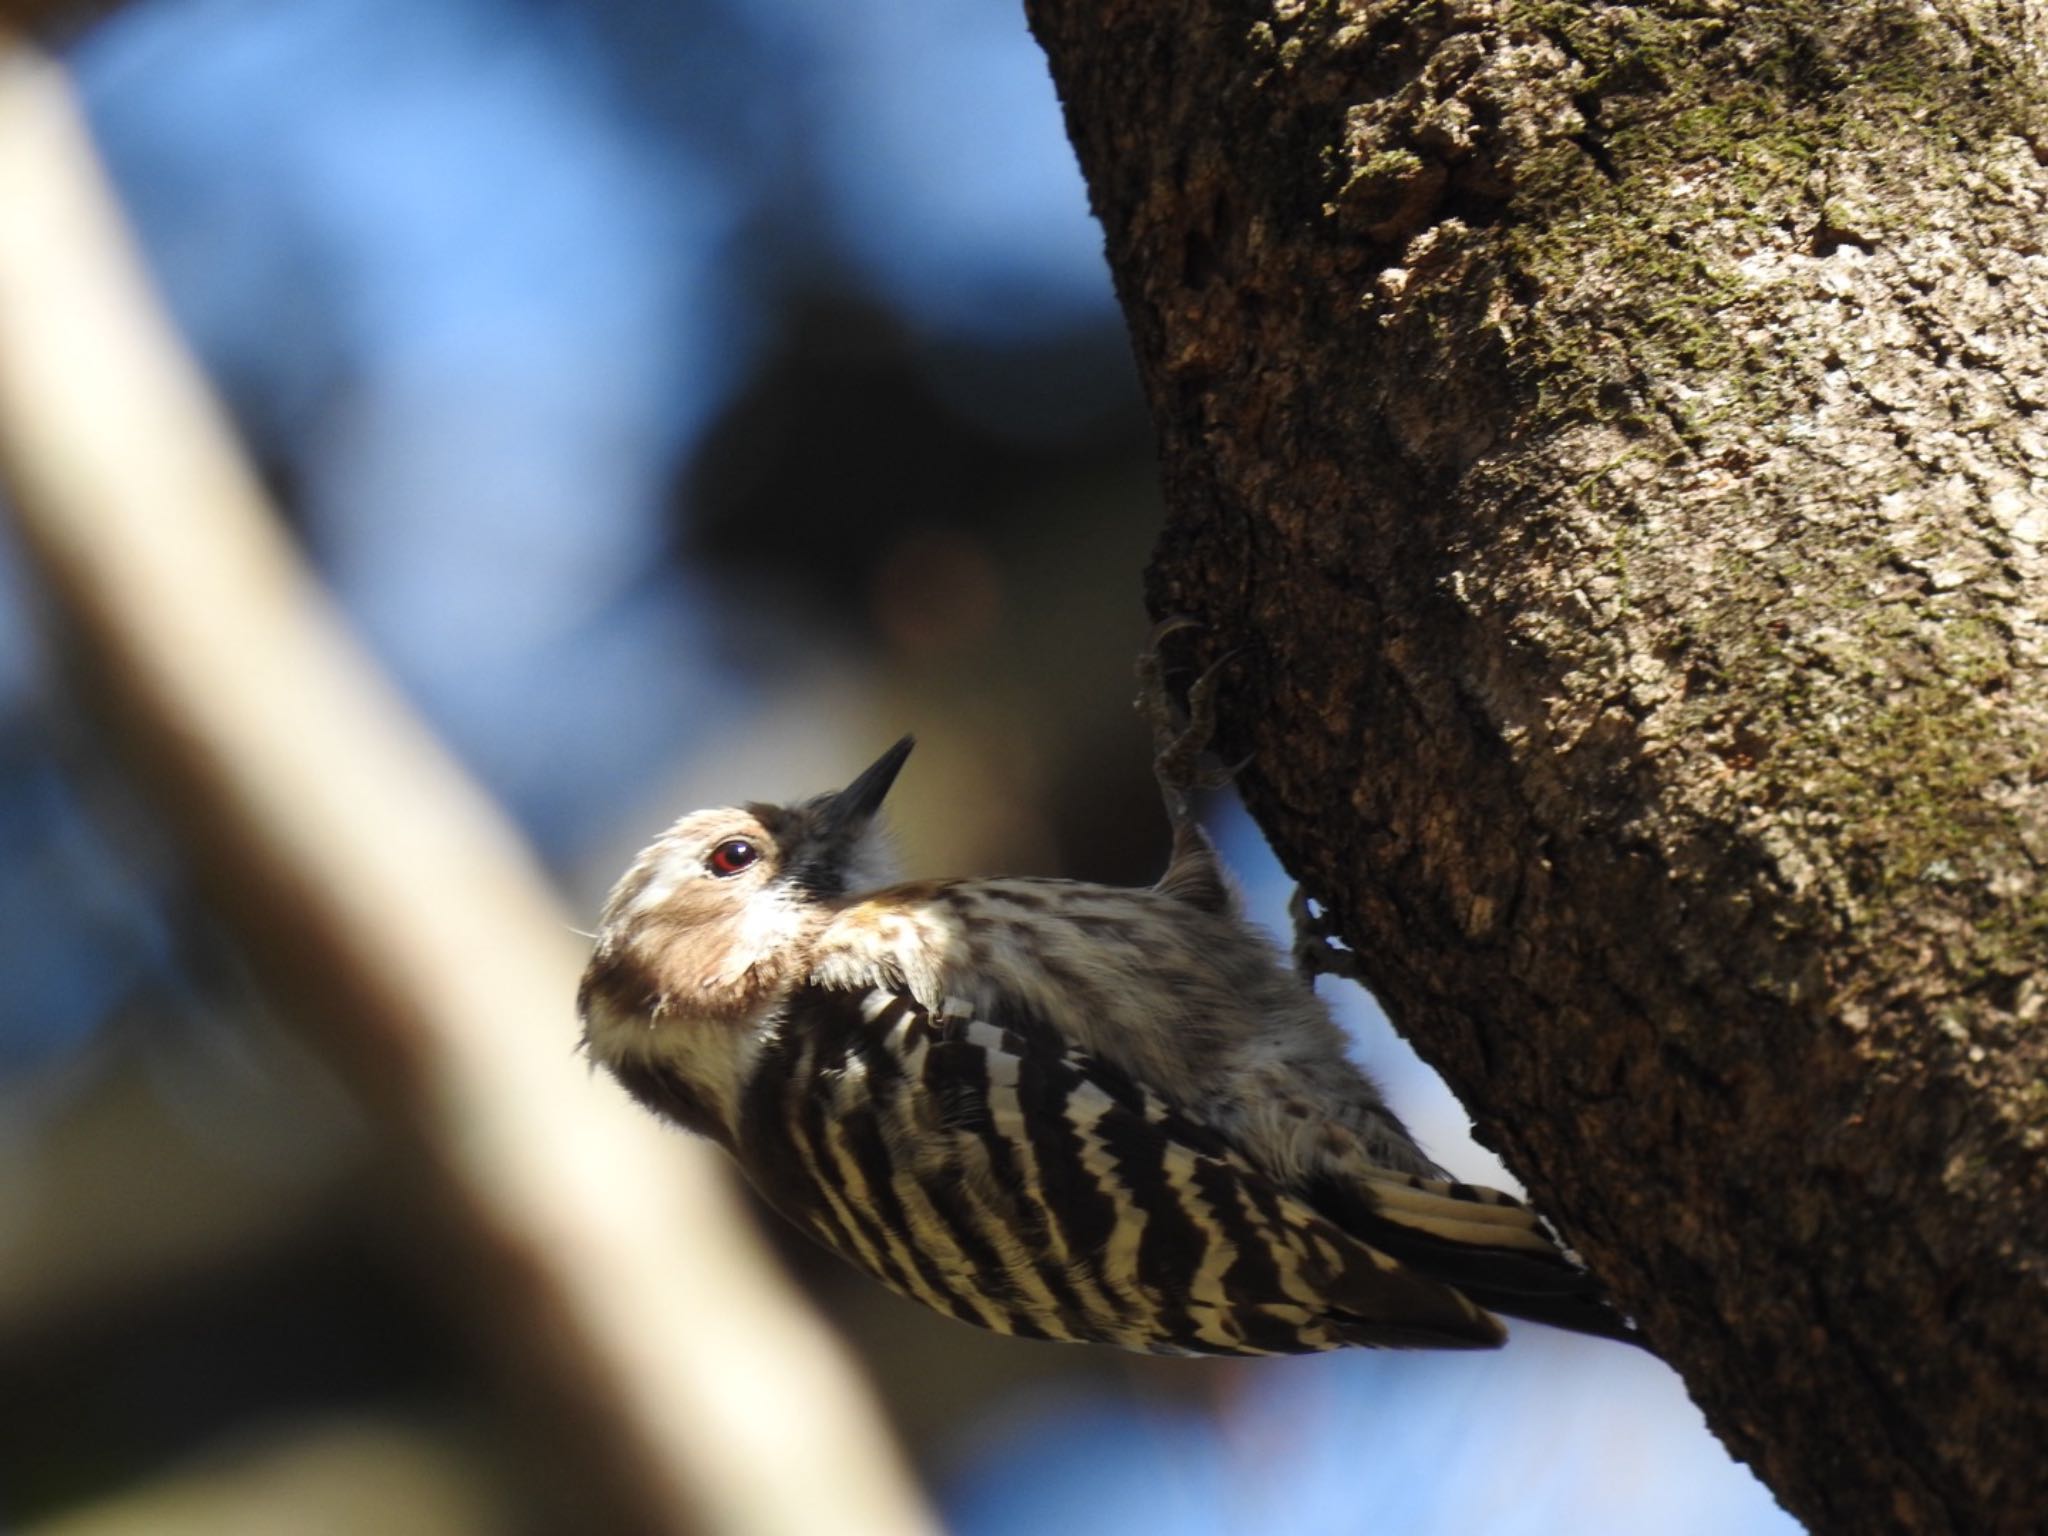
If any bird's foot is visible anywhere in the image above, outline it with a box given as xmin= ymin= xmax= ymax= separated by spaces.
xmin=1290 ymin=885 xmax=1367 ymax=986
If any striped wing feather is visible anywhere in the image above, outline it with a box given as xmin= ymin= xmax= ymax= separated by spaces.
xmin=736 ymin=985 xmax=1507 ymax=1354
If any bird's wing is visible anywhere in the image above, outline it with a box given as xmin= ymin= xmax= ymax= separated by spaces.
xmin=734 ymin=983 xmax=1509 ymax=1354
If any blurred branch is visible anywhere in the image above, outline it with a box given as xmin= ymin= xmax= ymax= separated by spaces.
xmin=0 ymin=40 xmax=933 ymax=1536
xmin=27 ymin=1416 xmax=506 ymax=1536
xmin=0 ymin=4 xmax=125 ymax=41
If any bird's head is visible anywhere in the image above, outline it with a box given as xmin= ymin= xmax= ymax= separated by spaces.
xmin=578 ymin=737 xmax=913 ymax=1058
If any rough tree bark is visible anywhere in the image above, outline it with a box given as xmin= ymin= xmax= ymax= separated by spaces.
xmin=1026 ymin=3 xmax=2046 ymax=1533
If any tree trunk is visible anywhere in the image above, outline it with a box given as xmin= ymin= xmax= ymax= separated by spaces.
xmin=1025 ymin=3 xmax=2048 ymax=1531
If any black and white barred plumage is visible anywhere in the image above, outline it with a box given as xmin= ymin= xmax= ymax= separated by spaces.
xmin=579 ymin=737 xmax=1635 ymax=1354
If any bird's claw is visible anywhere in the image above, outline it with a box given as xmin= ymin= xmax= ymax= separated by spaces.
xmin=1290 ymin=885 xmax=1367 ymax=985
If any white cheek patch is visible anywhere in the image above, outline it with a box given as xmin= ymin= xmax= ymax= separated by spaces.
xmin=730 ymin=887 xmax=806 ymax=976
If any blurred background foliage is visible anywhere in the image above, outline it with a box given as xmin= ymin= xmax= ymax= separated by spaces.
xmin=0 ymin=0 xmax=1800 ymax=1530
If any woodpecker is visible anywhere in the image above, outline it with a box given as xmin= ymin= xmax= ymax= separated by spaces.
xmin=580 ymin=724 xmax=1636 ymax=1354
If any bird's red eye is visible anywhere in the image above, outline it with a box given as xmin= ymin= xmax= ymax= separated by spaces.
xmin=708 ymin=838 xmax=760 ymax=877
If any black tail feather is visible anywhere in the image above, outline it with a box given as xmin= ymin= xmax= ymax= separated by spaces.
xmin=1307 ymin=1175 xmax=1648 ymax=1348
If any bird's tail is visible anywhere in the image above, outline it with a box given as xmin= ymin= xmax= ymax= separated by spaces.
xmin=1311 ymin=1169 xmax=1646 ymax=1347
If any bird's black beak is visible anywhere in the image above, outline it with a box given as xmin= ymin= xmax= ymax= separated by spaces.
xmin=827 ymin=735 xmax=914 ymax=833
